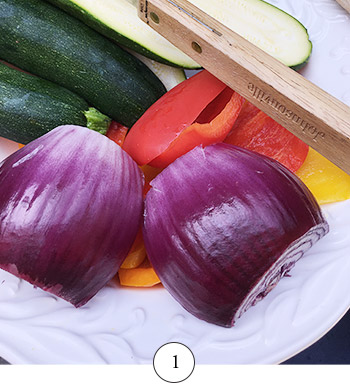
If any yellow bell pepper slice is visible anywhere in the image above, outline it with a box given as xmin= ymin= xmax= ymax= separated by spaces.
xmin=296 ymin=148 xmax=350 ymax=205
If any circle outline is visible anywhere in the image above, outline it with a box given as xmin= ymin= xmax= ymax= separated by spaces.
xmin=153 ymin=342 xmax=195 ymax=383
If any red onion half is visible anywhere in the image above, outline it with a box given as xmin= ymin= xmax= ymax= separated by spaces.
xmin=143 ymin=143 xmax=329 ymax=327
xmin=0 ymin=125 xmax=143 ymax=307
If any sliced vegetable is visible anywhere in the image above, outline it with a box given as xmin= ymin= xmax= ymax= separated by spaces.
xmin=120 ymin=228 xmax=147 ymax=270
xmin=120 ymin=165 xmax=162 ymax=269
xmin=143 ymin=143 xmax=328 ymax=327
xmin=0 ymin=125 xmax=144 ymax=307
xmin=118 ymin=259 xmax=161 ymax=287
xmin=123 ymin=70 xmax=244 ymax=168
xmin=296 ymin=148 xmax=350 ymax=205
xmin=228 ymin=100 xmax=261 ymax=129
xmin=0 ymin=62 xmax=110 ymax=144
xmin=45 ymin=0 xmax=312 ymax=69
xmin=190 ymin=0 xmax=312 ymax=69
xmin=224 ymin=101 xmax=309 ymax=172
xmin=140 ymin=164 xmax=164 ymax=197
xmin=151 ymin=87 xmax=245 ymax=168
xmin=45 ymin=0 xmax=199 ymax=69
xmin=106 ymin=121 xmax=129 ymax=147
xmin=0 ymin=0 xmax=166 ymax=127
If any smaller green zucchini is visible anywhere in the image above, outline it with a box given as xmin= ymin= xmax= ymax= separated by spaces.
xmin=0 ymin=62 xmax=110 ymax=144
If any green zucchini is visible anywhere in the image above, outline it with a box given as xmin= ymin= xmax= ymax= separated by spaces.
xmin=0 ymin=62 xmax=110 ymax=144
xmin=0 ymin=0 xmax=166 ymax=128
xmin=45 ymin=0 xmax=200 ymax=69
xmin=45 ymin=0 xmax=312 ymax=69
xmin=190 ymin=0 xmax=312 ymax=69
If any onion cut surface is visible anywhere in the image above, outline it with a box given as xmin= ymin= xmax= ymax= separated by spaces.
xmin=0 ymin=125 xmax=144 ymax=307
xmin=143 ymin=144 xmax=329 ymax=327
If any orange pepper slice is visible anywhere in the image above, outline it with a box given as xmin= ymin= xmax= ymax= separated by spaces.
xmin=118 ymin=258 xmax=161 ymax=287
xmin=120 ymin=165 xmax=163 ymax=270
xmin=120 ymin=228 xmax=146 ymax=269
xmin=140 ymin=164 xmax=163 ymax=196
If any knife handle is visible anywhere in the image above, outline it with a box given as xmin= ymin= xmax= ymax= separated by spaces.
xmin=336 ymin=0 xmax=350 ymax=13
xmin=138 ymin=0 xmax=350 ymax=174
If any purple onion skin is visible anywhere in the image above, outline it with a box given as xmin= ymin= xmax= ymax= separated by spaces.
xmin=0 ymin=125 xmax=143 ymax=307
xmin=143 ymin=143 xmax=329 ymax=327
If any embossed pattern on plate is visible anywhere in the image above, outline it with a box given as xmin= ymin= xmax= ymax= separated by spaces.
xmin=0 ymin=0 xmax=349 ymax=365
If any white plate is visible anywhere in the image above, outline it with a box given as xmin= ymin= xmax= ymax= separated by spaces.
xmin=0 ymin=0 xmax=350 ymax=365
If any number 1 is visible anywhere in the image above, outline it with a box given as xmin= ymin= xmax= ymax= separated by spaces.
xmin=173 ymin=355 xmax=178 ymax=368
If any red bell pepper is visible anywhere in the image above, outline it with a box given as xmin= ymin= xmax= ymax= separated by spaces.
xmin=106 ymin=121 xmax=128 ymax=147
xmin=224 ymin=101 xmax=309 ymax=172
xmin=123 ymin=70 xmax=245 ymax=168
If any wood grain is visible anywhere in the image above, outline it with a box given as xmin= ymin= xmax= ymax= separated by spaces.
xmin=138 ymin=0 xmax=350 ymax=174
xmin=336 ymin=0 xmax=350 ymax=13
